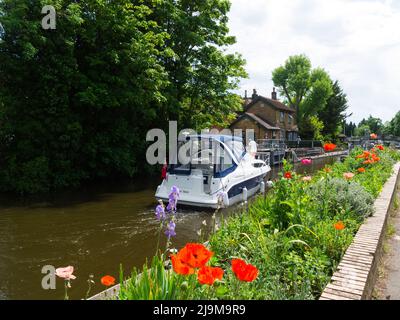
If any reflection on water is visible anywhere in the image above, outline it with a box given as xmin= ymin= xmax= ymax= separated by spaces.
xmin=0 ymin=157 xmax=339 ymax=300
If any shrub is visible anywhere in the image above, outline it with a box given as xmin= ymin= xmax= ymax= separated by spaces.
xmin=307 ymin=177 xmax=375 ymax=219
xmin=116 ymin=148 xmax=399 ymax=301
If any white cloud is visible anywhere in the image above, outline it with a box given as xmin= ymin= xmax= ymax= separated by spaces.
xmin=227 ymin=0 xmax=400 ymax=123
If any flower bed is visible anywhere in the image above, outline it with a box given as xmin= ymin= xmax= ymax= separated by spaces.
xmin=100 ymin=147 xmax=400 ymax=300
xmin=205 ymin=147 xmax=400 ymax=300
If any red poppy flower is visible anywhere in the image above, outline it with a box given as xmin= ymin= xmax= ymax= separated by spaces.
xmin=324 ymin=167 xmax=332 ymax=173
xmin=323 ymin=143 xmax=337 ymax=152
xmin=334 ymin=221 xmax=345 ymax=231
xmin=231 ymin=259 xmax=259 ymax=282
xmin=101 ymin=275 xmax=116 ymax=287
xmin=171 ymin=253 xmax=195 ymax=275
xmin=171 ymin=243 xmax=213 ymax=276
xmin=197 ymin=266 xmax=224 ymax=285
xmin=376 ymin=145 xmax=384 ymax=151
xmin=371 ymin=154 xmax=380 ymax=162
xmin=357 ymin=168 xmax=366 ymax=173
xmin=284 ymin=172 xmax=292 ymax=179
xmin=370 ymin=133 xmax=378 ymax=140
xmin=356 ymin=151 xmax=370 ymax=160
xmin=178 ymin=243 xmax=213 ymax=269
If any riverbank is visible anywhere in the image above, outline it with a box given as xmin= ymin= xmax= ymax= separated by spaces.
xmin=0 ymin=157 xmax=339 ymax=300
xmin=373 ymin=185 xmax=400 ymax=299
xmin=320 ymin=162 xmax=400 ymax=299
xmin=90 ymin=147 xmax=400 ymax=300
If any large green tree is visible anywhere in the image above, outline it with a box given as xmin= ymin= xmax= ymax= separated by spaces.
xmin=344 ymin=121 xmax=357 ymax=137
xmin=317 ymin=80 xmax=349 ymax=140
xmin=272 ymin=54 xmax=333 ymax=138
xmin=0 ymin=0 xmax=169 ymax=194
xmin=0 ymin=0 xmax=246 ymax=194
xmin=354 ymin=124 xmax=371 ymax=137
xmin=272 ymin=55 xmax=333 ymax=122
xmin=358 ymin=116 xmax=384 ymax=135
xmin=384 ymin=111 xmax=400 ymax=137
xmin=150 ymin=0 xmax=247 ymax=130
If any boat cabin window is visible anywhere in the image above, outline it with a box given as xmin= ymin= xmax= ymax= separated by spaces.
xmin=224 ymin=140 xmax=245 ymax=162
xmin=214 ymin=150 xmax=235 ymax=176
xmin=168 ymin=140 xmax=192 ymax=175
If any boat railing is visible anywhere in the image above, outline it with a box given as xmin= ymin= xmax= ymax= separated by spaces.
xmin=257 ymin=139 xmax=286 ymax=150
xmin=286 ymin=140 xmax=323 ymax=149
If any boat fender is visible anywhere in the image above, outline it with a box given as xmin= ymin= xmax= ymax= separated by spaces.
xmin=223 ymin=192 xmax=229 ymax=207
xmin=217 ymin=191 xmax=230 ymax=208
xmin=260 ymin=181 xmax=265 ymax=194
xmin=242 ymin=187 xmax=248 ymax=202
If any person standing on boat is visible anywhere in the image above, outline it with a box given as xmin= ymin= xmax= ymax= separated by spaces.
xmin=247 ymin=140 xmax=258 ymax=159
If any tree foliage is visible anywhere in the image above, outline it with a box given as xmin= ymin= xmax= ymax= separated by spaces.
xmin=0 ymin=0 xmax=246 ymax=194
xmin=344 ymin=121 xmax=357 ymax=137
xmin=149 ymin=0 xmax=247 ymax=130
xmin=318 ymin=81 xmax=349 ymax=140
xmin=384 ymin=111 xmax=400 ymax=137
xmin=272 ymin=54 xmax=333 ymax=138
xmin=357 ymin=115 xmax=384 ymax=136
xmin=354 ymin=124 xmax=371 ymax=137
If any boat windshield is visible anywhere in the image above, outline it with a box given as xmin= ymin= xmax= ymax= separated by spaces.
xmin=223 ymin=140 xmax=246 ymax=163
xmin=168 ymin=137 xmax=238 ymax=176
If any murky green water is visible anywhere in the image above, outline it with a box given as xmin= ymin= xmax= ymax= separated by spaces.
xmin=0 ymin=157 xmax=339 ymax=300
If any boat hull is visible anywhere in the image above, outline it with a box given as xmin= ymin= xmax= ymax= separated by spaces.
xmin=155 ymin=172 xmax=268 ymax=209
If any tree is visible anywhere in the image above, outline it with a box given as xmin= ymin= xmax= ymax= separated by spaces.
xmin=272 ymin=54 xmax=333 ymax=138
xmin=355 ymin=124 xmax=371 ymax=137
xmin=344 ymin=121 xmax=357 ymax=137
xmin=384 ymin=111 xmax=400 ymax=137
xmin=150 ymin=0 xmax=247 ymax=130
xmin=358 ymin=116 xmax=384 ymax=135
xmin=0 ymin=0 xmax=246 ymax=194
xmin=318 ymin=81 xmax=349 ymax=139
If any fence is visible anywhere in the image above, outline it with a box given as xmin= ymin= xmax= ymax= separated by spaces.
xmin=257 ymin=139 xmax=324 ymax=150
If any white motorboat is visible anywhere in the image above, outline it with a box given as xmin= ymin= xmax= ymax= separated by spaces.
xmin=155 ymin=134 xmax=271 ymax=209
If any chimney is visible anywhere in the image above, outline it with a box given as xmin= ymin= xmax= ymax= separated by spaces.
xmin=252 ymin=89 xmax=258 ymax=100
xmin=244 ymin=90 xmax=248 ymax=99
xmin=271 ymin=87 xmax=277 ymax=100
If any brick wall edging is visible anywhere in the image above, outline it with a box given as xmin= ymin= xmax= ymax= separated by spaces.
xmin=320 ymin=162 xmax=400 ymax=300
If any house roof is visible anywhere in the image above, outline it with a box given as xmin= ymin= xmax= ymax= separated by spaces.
xmin=245 ymin=95 xmax=295 ymax=113
xmin=230 ymin=113 xmax=281 ymax=131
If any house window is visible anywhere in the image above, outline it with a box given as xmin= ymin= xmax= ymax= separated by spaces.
xmin=280 ymin=112 xmax=284 ymax=123
xmin=288 ymin=132 xmax=297 ymax=141
xmin=288 ymin=115 xmax=293 ymax=125
xmin=280 ymin=130 xmax=286 ymax=140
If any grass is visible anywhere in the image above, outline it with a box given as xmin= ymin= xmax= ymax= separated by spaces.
xmin=117 ymin=147 xmax=400 ymax=300
xmin=387 ymin=223 xmax=397 ymax=238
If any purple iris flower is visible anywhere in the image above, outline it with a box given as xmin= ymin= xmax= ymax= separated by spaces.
xmin=167 ymin=186 xmax=180 ymax=213
xmin=171 ymin=186 xmax=180 ymax=197
xmin=155 ymin=205 xmax=166 ymax=221
xmin=165 ymin=221 xmax=176 ymax=239
xmin=167 ymin=195 xmax=177 ymax=212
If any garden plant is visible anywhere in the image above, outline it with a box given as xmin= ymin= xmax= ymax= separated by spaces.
xmin=55 ymin=146 xmax=400 ymax=300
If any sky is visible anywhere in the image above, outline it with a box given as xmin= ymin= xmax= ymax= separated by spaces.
xmin=227 ymin=0 xmax=400 ymax=124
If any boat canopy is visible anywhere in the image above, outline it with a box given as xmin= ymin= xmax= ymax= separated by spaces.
xmin=169 ymin=135 xmax=246 ymax=176
xmin=185 ymin=135 xmax=245 ymax=164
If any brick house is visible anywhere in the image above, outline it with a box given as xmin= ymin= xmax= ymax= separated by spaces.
xmin=230 ymin=88 xmax=299 ymax=141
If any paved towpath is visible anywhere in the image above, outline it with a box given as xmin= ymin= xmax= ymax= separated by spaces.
xmin=374 ymin=187 xmax=400 ymax=300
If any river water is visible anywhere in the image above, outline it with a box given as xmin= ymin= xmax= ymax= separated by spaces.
xmin=0 ymin=157 xmax=339 ymax=300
